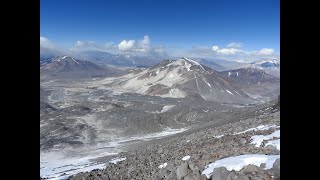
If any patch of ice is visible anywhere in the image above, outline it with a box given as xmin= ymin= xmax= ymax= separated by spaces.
xmin=182 ymin=155 xmax=190 ymax=161
xmin=203 ymin=78 xmax=212 ymax=87
xmin=213 ymin=135 xmax=224 ymax=138
xmin=40 ymin=151 xmax=117 ymax=180
xmin=234 ymin=90 xmax=241 ymax=96
xmin=109 ymin=157 xmax=126 ymax=164
xmin=149 ymin=105 xmax=176 ymax=114
xmin=168 ymin=73 xmax=175 ymax=78
xmin=109 ymin=127 xmax=188 ymax=145
xmin=71 ymin=58 xmax=79 ymax=64
xmin=234 ymin=124 xmax=279 ymax=135
xmin=202 ymin=154 xmax=280 ymax=178
xmin=226 ymin=90 xmax=234 ymax=96
xmin=62 ymin=56 xmax=67 ymax=59
xmin=158 ymin=163 xmax=167 ymax=169
xmin=184 ymin=61 xmax=192 ymax=71
xmin=160 ymin=88 xmax=186 ymax=98
xmin=265 ymin=139 xmax=280 ymax=150
xmin=228 ymin=72 xmax=231 ymax=77
xmin=160 ymin=105 xmax=175 ymax=113
xmin=251 ymin=130 xmax=280 ymax=147
xmin=183 ymin=57 xmax=200 ymax=65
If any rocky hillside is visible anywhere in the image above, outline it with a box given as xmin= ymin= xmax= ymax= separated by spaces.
xmin=220 ymin=67 xmax=279 ymax=88
xmin=68 ymin=102 xmax=280 ymax=180
xmin=219 ymin=67 xmax=279 ymax=103
xmin=109 ymin=57 xmax=254 ymax=104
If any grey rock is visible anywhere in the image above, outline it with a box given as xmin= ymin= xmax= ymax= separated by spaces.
xmin=191 ymin=169 xmax=201 ymax=176
xmin=166 ymin=163 xmax=175 ymax=172
xmin=167 ymin=171 xmax=177 ymax=180
xmin=237 ymin=175 xmax=250 ymax=180
xmin=156 ymin=168 xmax=170 ymax=180
xmin=183 ymin=174 xmax=200 ymax=180
xmin=242 ymin=164 xmax=260 ymax=174
xmin=260 ymin=163 xmax=266 ymax=169
xmin=265 ymin=145 xmax=280 ymax=154
xmin=273 ymin=158 xmax=280 ymax=176
xmin=188 ymin=163 xmax=198 ymax=171
xmin=239 ymin=138 xmax=247 ymax=145
xmin=164 ymin=149 xmax=169 ymax=155
xmin=176 ymin=163 xmax=188 ymax=180
xmin=210 ymin=167 xmax=230 ymax=180
xmin=158 ymin=148 xmax=164 ymax=154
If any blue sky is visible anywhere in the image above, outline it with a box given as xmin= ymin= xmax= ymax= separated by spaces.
xmin=40 ymin=0 xmax=279 ymax=61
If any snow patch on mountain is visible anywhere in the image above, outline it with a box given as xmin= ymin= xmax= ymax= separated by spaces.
xmin=202 ymin=154 xmax=280 ymax=178
xmin=158 ymin=163 xmax=168 ymax=169
xmin=160 ymin=89 xmax=186 ymax=98
xmin=251 ymin=130 xmax=280 ymax=147
xmin=226 ymin=90 xmax=234 ymax=96
xmin=149 ymin=105 xmax=176 ymax=113
xmin=182 ymin=155 xmax=191 ymax=161
xmin=109 ymin=157 xmax=126 ymax=164
xmin=265 ymin=139 xmax=280 ymax=150
xmin=203 ymin=78 xmax=212 ymax=87
xmin=234 ymin=124 xmax=279 ymax=135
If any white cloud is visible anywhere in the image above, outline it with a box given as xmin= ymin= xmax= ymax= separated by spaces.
xmin=227 ymin=42 xmax=243 ymax=48
xmin=40 ymin=36 xmax=69 ymax=57
xmin=104 ymin=42 xmax=115 ymax=49
xmin=211 ymin=45 xmax=243 ymax=55
xmin=40 ymin=36 xmax=54 ymax=49
xmin=71 ymin=40 xmax=117 ymax=53
xmin=217 ymin=48 xmax=243 ymax=55
xmin=74 ymin=41 xmax=84 ymax=48
xmin=74 ymin=40 xmax=95 ymax=48
xmin=118 ymin=35 xmax=151 ymax=52
xmin=118 ymin=40 xmax=135 ymax=51
xmin=211 ymin=46 xmax=219 ymax=51
xmin=139 ymin=35 xmax=150 ymax=51
xmin=40 ymin=36 xmax=278 ymax=63
xmin=184 ymin=43 xmax=279 ymax=62
xmin=257 ymin=48 xmax=275 ymax=55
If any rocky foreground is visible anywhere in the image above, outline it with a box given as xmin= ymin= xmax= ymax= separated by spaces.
xmin=68 ymin=108 xmax=280 ymax=180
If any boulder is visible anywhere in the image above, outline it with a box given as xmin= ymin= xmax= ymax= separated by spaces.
xmin=210 ymin=167 xmax=230 ymax=180
xmin=176 ymin=163 xmax=188 ymax=180
xmin=166 ymin=163 xmax=176 ymax=172
xmin=260 ymin=163 xmax=266 ymax=169
xmin=242 ymin=164 xmax=261 ymax=174
xmin=273 ymin=158 xmax=280 ymax=176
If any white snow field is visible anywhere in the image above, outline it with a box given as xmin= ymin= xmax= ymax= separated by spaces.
xmin=202 ymin=154 xmax=280 ymax=178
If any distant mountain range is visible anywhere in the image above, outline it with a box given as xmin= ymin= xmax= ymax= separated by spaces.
xmin=40 ymin=55 xmax=279 ymax=102
xmin=72 ymin=50 xmax=166 ymax=67
xmin=251 ymin=59 xmax=280 ymax=68
xmin=40 ymin=56 xmax=124 ymax=80
xmin=40 ymin=50 xmax=279 ymax=73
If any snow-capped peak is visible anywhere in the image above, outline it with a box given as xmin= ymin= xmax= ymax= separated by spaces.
xmin=240 ymin=58 xmax=280 ymax=70
xmin=51 ymin=56 xmax=80 ymax=64
xmin=181 ymin=57 xmax=201 ymax=66
xmin=251 ymin=59 xmax=280 ymax=68
xmin=177 ymin=57 xmax=205 ymax=71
